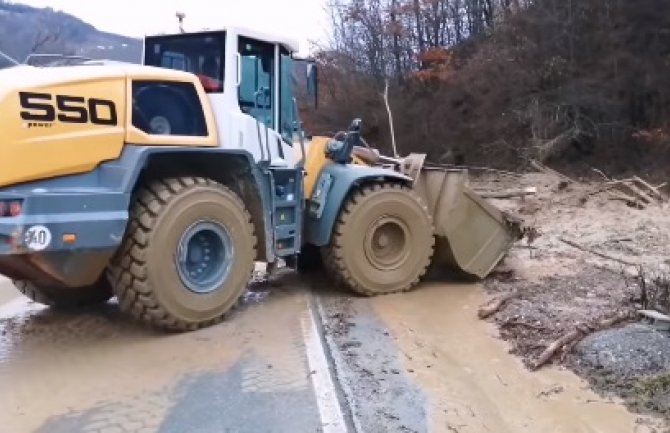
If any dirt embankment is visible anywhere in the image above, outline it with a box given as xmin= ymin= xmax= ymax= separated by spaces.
xmin=473 ymin=169 xmax=670 ymax=422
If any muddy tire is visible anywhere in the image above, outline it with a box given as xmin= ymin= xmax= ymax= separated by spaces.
xmin=109 ymin=177 xmax=257 ymax=332
xmin=323 ymin=182 xmax=435 ymax=296
xmin=13 ymin=278 xmax=113 ymax=308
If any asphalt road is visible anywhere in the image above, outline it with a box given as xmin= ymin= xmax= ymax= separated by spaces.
xmin=0 ymin=273 xmax=658 ymax=433
xmin=0 ymin=272 xmax=333 ymax=433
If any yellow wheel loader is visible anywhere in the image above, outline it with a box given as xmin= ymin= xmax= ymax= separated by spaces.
xmin=0 ymin=27 xmax=523 ymax=331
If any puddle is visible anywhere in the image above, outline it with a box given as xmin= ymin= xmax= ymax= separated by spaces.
xmin=372 ymin=283 xmax=661 ymax=433
xmin=0 ymin=278 xmax=18 ymax=306
xmin=0 ymin=282 xmax=312 ymax=433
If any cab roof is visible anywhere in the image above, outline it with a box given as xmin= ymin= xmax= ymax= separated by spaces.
xmin=145 ymin=26 xmax=300 ymax=54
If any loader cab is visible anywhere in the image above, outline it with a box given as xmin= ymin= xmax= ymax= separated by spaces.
xmin=143 ymin=28 xmax=317 ymax=167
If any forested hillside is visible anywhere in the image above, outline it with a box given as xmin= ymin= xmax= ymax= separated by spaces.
xmin=311 ymin=0 xmax=670 ymax=177
xmin=0 ymin=1 xmax=141 ymax=64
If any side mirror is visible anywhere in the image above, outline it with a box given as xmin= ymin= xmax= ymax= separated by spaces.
xmin=306 ymin=62 xmax=318 ymax=109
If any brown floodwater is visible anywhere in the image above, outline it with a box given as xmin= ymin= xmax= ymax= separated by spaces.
xmin=371 ymin=283 xmax=661 ymax=433
xmin=0 ymin=278 xmax=312 ymax=433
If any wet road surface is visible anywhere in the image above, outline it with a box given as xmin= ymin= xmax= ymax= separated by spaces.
xmin=0 ymin=274 xmax=660 ymax=433
xmin=0 ymin=274 xmax=335 ymax=433
xmin=371 ymin=284 xmax=654 ymax=433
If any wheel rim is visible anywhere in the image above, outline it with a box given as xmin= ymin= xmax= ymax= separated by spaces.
xmin=363 ymin=216 xmax=410 ymax=271
xmin=149 ymin=115 xmax=172 ymax=135
xmin=176 ymin=221 xmax=234 ymax=294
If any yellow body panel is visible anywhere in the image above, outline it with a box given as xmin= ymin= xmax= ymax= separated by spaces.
xmin=302 ymin=136 xmax=366 ymax=198
xmin=303 ymin=136 xmax=331 ymax=198
xmin=0 ymin=64 xmax=219 ymax=188
xmin=0 ymin=77 xmax=127 ymax=187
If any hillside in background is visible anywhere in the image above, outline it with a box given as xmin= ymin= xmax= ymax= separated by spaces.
xmin=312 ymin=0 xmax=670 ymax=179
xmin=0 ymin=0 xmax=141 ymax=64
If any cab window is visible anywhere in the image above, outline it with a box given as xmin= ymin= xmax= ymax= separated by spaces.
xmin=144 ymin=32 xmax=225 ymax=93
xmin=238 ymin=37 xmax=275 ymax=128
xmin=279 ymin=49 xmax=295 ymax=144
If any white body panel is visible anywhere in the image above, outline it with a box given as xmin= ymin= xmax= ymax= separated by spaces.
xmin=210 ymin=93 xmax=296 ymax=167
xmin=141 ymin=26 xmax=300 ymax=167
xmin=214 ymin=27 xmax=297 ymax=167
xmin=147 ymin=26 xmax=300 ymax=56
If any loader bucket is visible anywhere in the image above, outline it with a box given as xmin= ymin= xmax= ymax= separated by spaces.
xmin=402 ymin=156 xmax=523 ymax=279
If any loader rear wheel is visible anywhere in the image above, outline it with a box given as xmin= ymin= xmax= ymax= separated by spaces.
xmin=109 ymin=177 xmax=257 ymax=332
xmin=324 ymin=182 xmax=435 ymax=296
xmin=13 ymin=278 xmax=113 ymax=308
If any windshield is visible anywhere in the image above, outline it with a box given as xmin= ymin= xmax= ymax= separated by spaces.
xmin=144 ymin=32 xmax=225 ymax=93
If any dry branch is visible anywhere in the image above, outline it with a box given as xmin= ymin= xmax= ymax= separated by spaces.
xmin=582 ymin=182 xmax=623 ymax=199
xmin=479 ymin=187 xmax=537 ymax=199
xmin=608 ymin=193 xmax=645 ymax=209
xmin=530 ymin=160 xmax=576 ymax=183
xmin=478 ymin=291 xmax=520 ymax=319
xmin=591 ymin=168 xmax=610 ymax=181
xmin=633 ymin=176 xmax=665 ymax=201
xmin=382 ymin=79 xmax=398 ymax=158
xmin=531 ymin=311 xmax=634 ymax=371
xmin=501 ymin=318 xmax=545 ymax=330
xmin=585 ymin=171 xmax=665 ymax=207
xmin=559 ymin=237 xmax=639 ymax=267
xmin=620 ymin=181 xmax=654 ymax=204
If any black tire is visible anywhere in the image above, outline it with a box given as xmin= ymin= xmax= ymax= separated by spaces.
xmin=108 ymin=177 xmax=257 ymax=332
xmin=323 ymin=182 xmax=435 ymax=296
xmin=13 ymin=277 xmax=113 ymax=308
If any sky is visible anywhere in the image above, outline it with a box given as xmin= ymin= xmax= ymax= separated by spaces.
xmin=18 ymin=0 xmax=331 ymax=55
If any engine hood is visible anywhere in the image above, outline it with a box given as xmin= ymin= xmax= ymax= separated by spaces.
xmin=0 ymin=63 xmax=209 ymax=188
xmin=0 ymin=63 xmax=196 ymax=102
xmin=0 ymin=64 xmax=134 ymax=187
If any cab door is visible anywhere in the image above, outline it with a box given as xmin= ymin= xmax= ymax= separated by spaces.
xmin=236 ymin=37 xmax=296 ymax=167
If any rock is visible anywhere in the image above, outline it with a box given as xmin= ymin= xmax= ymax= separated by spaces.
xmin=575 ymin=324 xmax=670 ymax=377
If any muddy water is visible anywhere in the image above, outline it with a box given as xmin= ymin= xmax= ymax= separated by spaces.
xmin=0 ymin=277 xmax=18 ymax=306
xmin=0 ymin=278 xmax=315 ymax=433
xmin=372 ymin=283 xmax=657 ymax=433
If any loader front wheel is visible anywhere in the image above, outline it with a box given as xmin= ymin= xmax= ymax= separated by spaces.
xmin=324 ymin=182 xmax=435 ymax=296
xmin=109 ymin=177 xmax=257 ymax=331
xmin=13 ymin=278 xmax=113 ymax=308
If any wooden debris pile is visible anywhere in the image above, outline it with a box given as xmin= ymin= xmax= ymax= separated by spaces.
xmin=594 ymin=175 xmax=668 ymax=209
xmin=530 ymin=159 xmax=667 ymax=209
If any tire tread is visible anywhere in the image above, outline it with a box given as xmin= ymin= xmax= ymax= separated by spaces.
xmin=323 ymin=182 xmax=435 ymax=296
xmin=108 ymin=177 xmax=256 ymax=332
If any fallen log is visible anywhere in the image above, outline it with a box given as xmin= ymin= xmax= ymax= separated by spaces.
xmin=633 ymin=176 xmax=665 ymax=201
xmin=501 ymin=318 xmax=546 ymax=331
xmin=478 ymin=291 xmax=520 ymax=319
xmin=585 ymin=173 xmax=664 ymax=207
xmin=531 ymin=311 xmax=634 ymax=371
xmin=479 ymin=187 xmax=537 ymax=199
xmin=621 ymin=181 xmax=655 ymax=205
xmin=530 ymin=160 xmax=576 ymax=183
xmin=608 ymin=194 xmax=645 ymax=209
xmin=559 ymin=237 xmax=639 ymax=267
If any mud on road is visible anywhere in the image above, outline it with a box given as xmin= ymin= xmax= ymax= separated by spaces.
xmin=0 ymin=274 xmax=327 ymax=433
xmin=474 ymin=171 xmax=670 ymax=424
xmin=0 ymin=229 xmax=667 ymax=433
xmin=318 ymin=282 xmax=662 ymax=433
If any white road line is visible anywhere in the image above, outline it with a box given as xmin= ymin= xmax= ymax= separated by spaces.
xmin=301 ymin=303 xmax=348 ymax=433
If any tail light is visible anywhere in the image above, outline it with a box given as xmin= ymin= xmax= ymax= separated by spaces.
xmin=0 ymin=200 xmax=23 ymax=217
